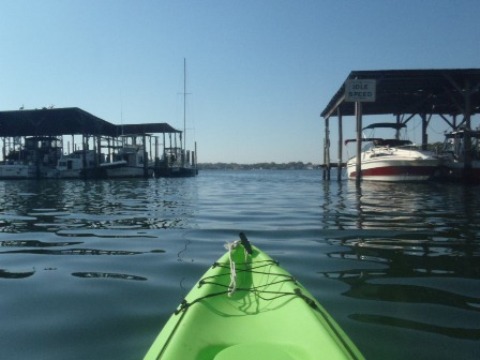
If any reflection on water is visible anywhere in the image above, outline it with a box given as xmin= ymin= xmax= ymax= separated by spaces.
xmin=0 ymin=172 xmax=479 ymax=360
xmin=0 ymin=268 xmax=35 ymax=279
xmin=0 ymin=178 xmax=198 ymax=232
xmin=72 ymin=272 xmax=147 ymax=281
xmin=320 ymin=179 xmax=480 ymax=358
xmin=2 ymin=248 xmax=143 ymax=255
xmin=350 ymin=313 xmax=480 ymax=340
xmin=0 ymin=240 xmax=83 ymax=247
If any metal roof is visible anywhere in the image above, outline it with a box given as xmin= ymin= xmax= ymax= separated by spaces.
xmin=118 ymin=123 xmax=180 ymax=135
xmin=0 ymin=107 xmax=181 ymax=137
xmin=320 ymin=69 xmax=480 ymax=119
xmin=0 ymin=107 xmax=118 ymax=137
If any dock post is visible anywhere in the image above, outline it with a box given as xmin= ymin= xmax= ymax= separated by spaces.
xmin=337 ymin=108 xmax=343 ymax=181
xmin=463 ymin=80 xmax=473 ymax=180
xmin=395 ymin=114 xmax=401 ymax=139
xmin=355 ymin=101 xmax=362 ymax=183
xmin=325 ymin=117 xmax=330 ymax=180
xmin=421 ymin=113 xmax=428 ymax=150
xmin=322 ymin=137 xmax=326 ymax=180
xmin=82 ymin=135 xmax=87 ymax=179
xmin=143 ymin=134 xmax=148 ymax=178
xmin=96 ymin=136 xmax=101 ymax=167
xmin=194 ymin=141 xmax=198 ymax=170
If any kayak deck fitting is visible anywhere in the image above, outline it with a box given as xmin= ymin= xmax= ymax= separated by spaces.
xmin=144 ymin=233 xmax=365 ymax=360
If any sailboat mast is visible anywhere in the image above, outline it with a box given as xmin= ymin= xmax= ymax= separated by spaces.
xmin=183 ymin=58 xmax=187 ymax=157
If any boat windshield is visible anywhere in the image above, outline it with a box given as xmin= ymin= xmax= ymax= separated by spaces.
xmin=373 ymin=139 xmax=412 ymax=147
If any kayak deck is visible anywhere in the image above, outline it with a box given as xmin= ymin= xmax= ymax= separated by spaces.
xmin=144 ymin=239 xmax=364 ymax=360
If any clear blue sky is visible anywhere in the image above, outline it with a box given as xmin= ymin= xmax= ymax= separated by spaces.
xmin=1 ymin=0 xmax=479 ymax=164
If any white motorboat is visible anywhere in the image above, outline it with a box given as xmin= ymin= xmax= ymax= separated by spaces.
xmin=57 ymin=150 xmax=98 ymax=178
xmin=57 ymin=150 xmax=131 ymax=179
xmin=345 ymin=123 xmax=440 ymax=181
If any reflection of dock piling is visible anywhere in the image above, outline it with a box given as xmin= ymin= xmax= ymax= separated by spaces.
xmin=320 ymin=163 xmax=345 ymax=180
xmin=320 ymin=69 xmax=480 ymax=182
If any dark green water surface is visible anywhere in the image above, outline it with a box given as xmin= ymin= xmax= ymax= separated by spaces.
xmin=0 ymin=170 xmax=478 ymax=359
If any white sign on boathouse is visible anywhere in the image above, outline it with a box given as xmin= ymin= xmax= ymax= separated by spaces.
xmin=345 ymin=79 xmax=376 ymax=102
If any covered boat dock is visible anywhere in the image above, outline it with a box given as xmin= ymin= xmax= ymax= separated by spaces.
xmin=320 ymin=68 xmax=480 ymax=181
xmin=0 ymin=107 xmax=190 ymax=178
xmin=0 ymin=107 xmax=117 ymax=137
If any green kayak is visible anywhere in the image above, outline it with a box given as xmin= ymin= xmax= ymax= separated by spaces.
xmin=144 ymin=233 xmax=365 ymax=360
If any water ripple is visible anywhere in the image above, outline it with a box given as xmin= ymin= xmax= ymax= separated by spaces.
xmin=0 ymin=172 xmax=479 ymax=360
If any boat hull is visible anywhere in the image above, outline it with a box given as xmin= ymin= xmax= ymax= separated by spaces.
xmin=0 ymin=164 xmax=36 ymax=179
xmin=144 ymin=243 xmax=364 ymax=360
xmin=0 ymin=164 xmax=58 ymax=179
xmin=440 ymin=160 xmax=480 ymax=182
xmin=347 ymin=158 xmax=440 ymax=181
xmin=347 ymin=163 xmax=438 ymax=182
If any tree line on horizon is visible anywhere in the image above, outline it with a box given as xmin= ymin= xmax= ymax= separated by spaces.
xmin=197 ymin=161 xmax=318 ymax=170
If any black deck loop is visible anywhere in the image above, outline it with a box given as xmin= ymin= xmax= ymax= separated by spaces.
xmin=239 ymin=232 xmax=253 ymax=254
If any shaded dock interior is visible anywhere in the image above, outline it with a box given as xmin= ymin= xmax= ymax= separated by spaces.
xmin=320 ymin=69 xmax=480 ymax=181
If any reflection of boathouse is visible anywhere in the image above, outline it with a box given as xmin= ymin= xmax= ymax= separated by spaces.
xmin=0 ymin=107 xmax=197 ymax=179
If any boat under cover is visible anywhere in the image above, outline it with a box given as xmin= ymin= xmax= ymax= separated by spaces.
xmin=345 ymin=123 xmax=440 ymax=182
xmin=439 ymin=129 xmax=480 ymax=182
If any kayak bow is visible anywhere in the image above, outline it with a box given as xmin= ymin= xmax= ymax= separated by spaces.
xmin=144 ymin=233 xmax=365 ymax=360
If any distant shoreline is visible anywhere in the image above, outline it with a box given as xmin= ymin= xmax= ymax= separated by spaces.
xmin=197 ymin=162 xmax=320 ymax=170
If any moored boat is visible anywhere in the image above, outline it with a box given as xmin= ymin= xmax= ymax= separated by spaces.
xmin=439 ymin=128 xmax=480 ymax=182
xmin=0 ymin=163 xmax=36 ymax=179
xmin=0 ymin=136 xmax=60 ymax=179
xmin=105 ymin=144 xmax=152 ymax=178
xmin=57 ymin=150 xmax=99 ymax=178
xmin=153 ymin=146 xmax=197 ymax=177
xmin=345 ymin=123 xmax=440 ymax=181
xmin=143 ymin=234 xmax=365 ymax=360
xmin=57 ymin=150 xmax=131 ymax=179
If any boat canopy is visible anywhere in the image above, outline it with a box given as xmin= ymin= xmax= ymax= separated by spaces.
xmin=345 ymin=137 xmax=382 ymax=145
xmin=374 ymin=139 xmax=412 ymax=147
xmin=345 ymin=138 xmax=412 ymax=146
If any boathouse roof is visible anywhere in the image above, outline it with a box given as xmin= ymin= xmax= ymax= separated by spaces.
xmin=118 ymin=123 xmax=180 ymax=135
xmin=0 ymin=107 xmax=118 ymax=137
xmin=0 ymin=107 xmax=181 ymax=138
xmin=320 ymin=68 xmax=480 ymax=118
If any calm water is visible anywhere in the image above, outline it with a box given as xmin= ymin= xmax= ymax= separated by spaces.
xmin=0 ymin=170 xmax=479 ymax=360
